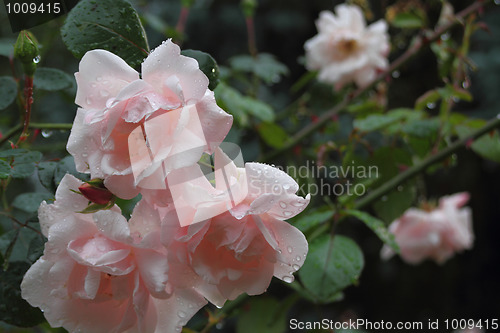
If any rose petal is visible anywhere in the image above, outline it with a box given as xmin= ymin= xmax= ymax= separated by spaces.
xmin=75 ymin=49 xmax=139 ymax=110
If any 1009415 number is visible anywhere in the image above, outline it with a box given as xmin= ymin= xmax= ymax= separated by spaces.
xmin=5 ymin=2 xmax=61 ymax=14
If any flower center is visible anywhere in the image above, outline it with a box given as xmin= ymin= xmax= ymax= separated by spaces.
xmin=336 ymin=38 xmax=359 ymax=58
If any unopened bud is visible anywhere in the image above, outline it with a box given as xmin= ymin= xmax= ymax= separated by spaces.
xmin=78 ymin=179 xmax=114 ymax=205
xmin=14 ymin=30 xmax=39 ymax=76
xmin=241 ymin=0 xmax=257 ymax=17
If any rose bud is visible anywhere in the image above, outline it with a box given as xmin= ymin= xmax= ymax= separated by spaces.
xmin=78 ymin=178 xmax=114 ymax=205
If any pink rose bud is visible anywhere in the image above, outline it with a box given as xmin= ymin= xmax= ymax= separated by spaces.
xmin=78 ymin=179 xmax=114 ymax=205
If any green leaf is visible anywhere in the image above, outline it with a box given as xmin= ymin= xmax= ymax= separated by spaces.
xmin=181 ymin=49 xmax=219 ymax=90
xmin=373 ymin=185 xmax=416 ymax=224
xmin=0 ymin=160 xmax=11 ymax=179
xmin=257 ymin=122 xmax=288 ymax=148
xmin=27 ymin=235 xmax=46 ymax=264
xmin=9 ymin=163 xmax=36 ymax=179
xmin=61 ymin=0 xmax=149 ymax=68
xmin=0 ymin=262 xmax=45 ymax=327
xmin=13 ymin=150 xmax=42 ymax=164
xmin=214 ymin=83 xmax=275 ymax=125
xmin=290 ymin=207 xmax=333 ymax=234
xmin=37 ymin=161 xmax=58 ymax=193
xmin=0 ymin=149 xmax=28 ymax=158
xmin=230 ymin=53 xmax=289 ymax=84
xmin=236 ymin=296 xmax=294 ymax=333
xmin=353 ymin=113 xmax=407 ymax=132
xmin=54 ymin=156 xmax=90 ymax=185
xmin=0 ymin=230 xmax=20 ymax=270
xmin=243 ymin=97 xmax=274 ymax=122
xmin=391 ymin=12 xmax=425 ymax=29
xmin=34 ymin=68 xmax=74 ymax=91
xmin=298 ymin=235 xmax=364 ymax=303
xmin=344 ymin=209 xmax=400 ymax=253
xmin=0 ymin=76 xmax=18 ymax=110
xmin=456 ymin=121 xmax=500 ymax=163
xmin=401 ymin=118 xmax=440 ymax=138
xmin=12 ymin=192 xmax=54 ymax=213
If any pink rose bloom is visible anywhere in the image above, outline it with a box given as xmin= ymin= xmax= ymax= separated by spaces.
xmin=304 ymin=4 xmax=389 ymax=89
xmin=21 ymin=174 xmax=206 ymax=333
xmin=381 ymin=192 xmax=474 ymax=265
xmin=162 ymin=149 xmax=310 ymax=307
xmin=67 ymin=39 xmax=232 ymax=199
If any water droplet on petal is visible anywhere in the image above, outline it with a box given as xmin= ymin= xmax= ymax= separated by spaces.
xmin=279 ymin=201 xmax=287 ymax=209
xmin=178 ymin=311 xmax=186 ymax=318
xmin=295 ymin=255 xmax=301 ymax=261
xmin=96 ymin=76 xmax=102 ymax=81
xmin=284 ymin=211 xmax=293 ymax=217
xmin=287 ymin=246 xmax=293 ymax=253
xmin=283 ymin=276 xmax=294 ymax=283
xmin=292 ymin=264 xmax=300 ymax=271
xmin=100 ymin=90 xmax=109 ymax=97
xmin=82 ymin=152 xmax=88 ymax=158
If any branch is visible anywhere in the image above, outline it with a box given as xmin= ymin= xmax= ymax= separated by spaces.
xmin=0 ymin=122 xmax=72 ymax=146
xmin=354 ymin=114 xmax=500 ymax=210
xmin=262 ymin=0 xmax=488 ymax=162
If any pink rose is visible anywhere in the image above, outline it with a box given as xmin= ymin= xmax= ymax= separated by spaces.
xmin=304 ymin=4 xmax=389 ymax=89
xmin=67 ymin=39 xmax=232 ymax=199
xmin=162 ymin=149 xmax=310 ymax=306
xmin=21 ymin=174 xmax=206 ymax=333
xmin=381 ymin=192 xmax=474 ymax=264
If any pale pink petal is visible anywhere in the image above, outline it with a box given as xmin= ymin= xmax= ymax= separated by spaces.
xmin=134 ymin=248 xmax=169 ymax=298
xmin=196 ymin=90 xmax=233 ymax=153
xmin=142 ymin=40 xmax=209 ymax=103
xmin=265 ymin=218 xmax=308 ymax=281
xmin=154 ymin=288 xmax=207 ymax=333
xmin=93 ymin=210 xmax=132 ymax=243
xmin=75 ymin=49 xmax=139 ymax=110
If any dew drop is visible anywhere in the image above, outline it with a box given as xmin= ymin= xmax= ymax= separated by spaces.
xmin=292 ymin=264 xmax=300 ymax=271
xmin=177 ymin=311 xmax=186 ymax=318
xmin=86 ymin=97 xmax=92 ymax=105
xmin=397 ymin=185 xmax=403 ymax=192
xmin=391 ymin=70 xmax=400 ymax=78
xmin=283 ymin=276 xmax=293 ymax=283
xmin=33 ymin=55 xmax=41 ymax=63
xmin=100 ymin=90 xmax=109 ymax=97
xmin=41 ymin=130 xmax=53 ymax=138
xmin=279 ymin=201 xmax=287 ymax=209
xmin=96 ymin=76 xmax=103 ymax=81
xmin=426 ymin=102 xmax=436 ymax=109
xmin=287 ymin=246 xmax=293 ymax=253
xmin=82 ymin=152 xmax=88 ymax=158
xmin=440 ymin=32 xmax=451 ymax=41
xmin=495 ymin=0 xmax=500 ymax=5
xmin=295 ymin=255 xmax=301 ymax=261
xmin=284 ymin=211 xmax=293 ymax=217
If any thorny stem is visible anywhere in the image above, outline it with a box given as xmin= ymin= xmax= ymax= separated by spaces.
xmin=262 ymin=0 xmax=488 ymax=163
xmin=16 ymin=75 xmax=34 ymax=146
xmin=353 ymin=115 xmax=500 ymax=210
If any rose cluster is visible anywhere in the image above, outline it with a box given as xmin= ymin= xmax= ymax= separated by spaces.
xmin=21 ymin=40 xmax=310 ymax=333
